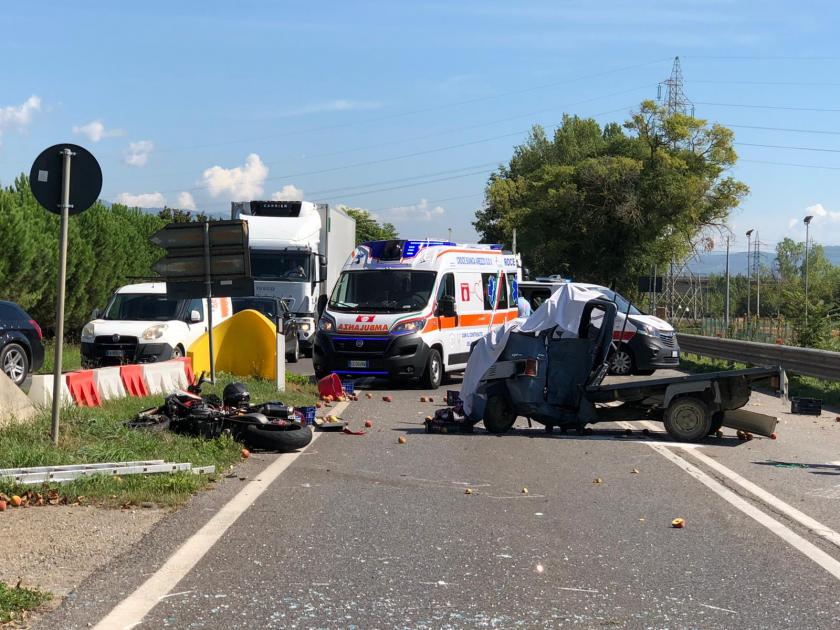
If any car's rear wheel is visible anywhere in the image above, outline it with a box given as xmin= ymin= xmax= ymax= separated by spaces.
xmin=1 ymin=343 xmax=29 ymax=385
xmin=483 ymin=394 xmax=517 ymax=434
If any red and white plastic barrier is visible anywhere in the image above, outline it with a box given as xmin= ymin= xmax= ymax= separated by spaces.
xmin=26 ymin=358 xmax=194 ymax=408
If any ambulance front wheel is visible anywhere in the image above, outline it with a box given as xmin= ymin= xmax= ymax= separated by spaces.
xmin=421 ymin=348 xmax=443 ymax=390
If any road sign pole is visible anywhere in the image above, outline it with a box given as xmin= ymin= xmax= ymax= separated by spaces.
xmin=50 ymin=148 xmax=73 ymax=446
xmin=275 ymin=315 xmax=286 ymax=393
xmin=203 ymin=221 xmax=216 ymax=383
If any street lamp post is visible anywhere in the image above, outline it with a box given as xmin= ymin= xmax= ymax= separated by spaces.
xmin=804 ymin=215 xmax=813 ymax=325
xmin=746 ymin=229 xmax=754 ymax=319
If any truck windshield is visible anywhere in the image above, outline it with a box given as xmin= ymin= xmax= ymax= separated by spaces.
xmin=251 ymin=251 xmax=311 ymax=281
xmin=103 ymin=294 xmax=182 ymax=321
xmin=329 ymin=270 xmax=436 ymax=313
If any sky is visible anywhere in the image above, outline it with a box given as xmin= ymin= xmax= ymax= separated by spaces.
xmin=2 ymin=0 xmax=840 ymax=258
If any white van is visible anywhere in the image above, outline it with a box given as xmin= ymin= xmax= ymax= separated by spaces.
xmin=518 ymin=280 xmax=680 ymax=375
xmin=313 ymin=240 xmax=519 ymax=388
xmin=80 ymin=283 xmax=232 ymax=368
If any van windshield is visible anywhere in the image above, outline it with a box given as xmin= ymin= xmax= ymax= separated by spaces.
xmin=103 ymin=294 xmax=182 ymax=321
xmin=329 ymin=270 xmax=436 ymax=313
xmin=598 ymin=289 xmax=643 ymax=316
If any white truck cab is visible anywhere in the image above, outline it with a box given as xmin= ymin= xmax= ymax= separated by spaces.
xmin=80 ymin=282 xmax=232 ymax=369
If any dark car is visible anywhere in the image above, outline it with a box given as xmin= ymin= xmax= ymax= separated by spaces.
xmin=0 ymin=300 xmax=45 ymax=386
xmin=231 ymin=297 xmax=300 ymax=363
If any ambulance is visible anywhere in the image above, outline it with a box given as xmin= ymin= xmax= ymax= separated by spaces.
xmin=313 ymin=240 xmax=519 ymax=388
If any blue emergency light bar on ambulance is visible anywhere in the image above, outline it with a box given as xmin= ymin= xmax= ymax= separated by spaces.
xmin=313 ymin=239 xmax=520 ymax=389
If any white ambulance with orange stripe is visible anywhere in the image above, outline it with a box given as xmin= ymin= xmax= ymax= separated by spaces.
xmin=313 ymin=240 xmax=519 ymax=388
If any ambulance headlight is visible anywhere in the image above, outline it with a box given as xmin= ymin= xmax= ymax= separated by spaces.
xmin=318 ymin=315 xmax=335 ymax=332
xmin=391 ymin=318 xmax=425 ymax=335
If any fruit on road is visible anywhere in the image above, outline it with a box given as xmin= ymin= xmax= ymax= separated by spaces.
xmin=465 ymin=488 xmax=473 ymax=495
xmin=420 ymin=396 xmax=427 ymax=402
xmin=398 ymin=436 xmax=407 ymax=444
xmin=366 ymin=393 xmax=373 ymax=399
xmin=383 ymin=396 xmax=393 ymax=402
xmin=593 ymin=478 xmax=603 ymax=484
xmin=770 ymin=432 xmax=778 ymax=440
xmin=10 ymin=495 xmax=22 ymax=507
xmin=241 ymin=448 xmax=250 ymax=459
xmin=0 ymin=500 xmax=6 ymax=511
xmin=521 ymin=487 xmax=529 ymax=495
xmin=364 ymin=420 xmax=373 ymax=428
xmin=671 ymin=518 xmax=685 ymax=528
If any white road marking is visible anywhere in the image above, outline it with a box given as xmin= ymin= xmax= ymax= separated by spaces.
xmin=92 ymin=403 xmax=345 ymax=630
xmin=615 ymin=421 xmax=840 ymax=581
xmin=700 ymin=603 xmax=737 ymax=614
xmin=633 ymin=420 xmax=840 ymax=553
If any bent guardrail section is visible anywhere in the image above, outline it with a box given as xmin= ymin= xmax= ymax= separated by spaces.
xmin=678 ymin=333 xmax=840 ymax=382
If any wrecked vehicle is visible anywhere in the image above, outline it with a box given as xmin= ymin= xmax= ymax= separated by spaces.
xmin=129 ymin=374 xmax=313 ymax=451
xmin=461 ymin=284 xmax=778 ymax=442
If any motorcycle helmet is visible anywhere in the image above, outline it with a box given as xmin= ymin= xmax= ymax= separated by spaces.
xmin=223 ymin=382 xmax=250 ymax=408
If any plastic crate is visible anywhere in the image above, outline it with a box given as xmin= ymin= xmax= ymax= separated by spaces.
xmin=342 ymin=380 xmax=356 ymax=395
xmin=790 ymin=397 xmax=822 ymax=416
xmin=298 ymin=406 xmax=317 ymax=426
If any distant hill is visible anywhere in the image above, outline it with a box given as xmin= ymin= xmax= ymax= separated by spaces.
xmin=686 ymin=246 xmax=840 ymax=276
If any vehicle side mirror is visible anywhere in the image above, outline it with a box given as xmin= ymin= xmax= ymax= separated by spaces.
xmin=438 ymin=295 xmax=456 ymax=317
xmin=189 ymin=310 xmax=202 ymax=323
xmin=91 ymin=308 xmax=101 ymax=319
xmin=319 ymin=257 xmax=328 ymax=283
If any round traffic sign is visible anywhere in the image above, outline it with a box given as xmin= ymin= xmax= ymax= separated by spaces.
xmin=29 ymin=143 xmax=102 ymax=216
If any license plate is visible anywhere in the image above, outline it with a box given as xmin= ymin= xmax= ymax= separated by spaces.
xmin=348 ymin=360 xmax=368 ymax=369
xmin=105 ymin=350 xmax=124 ymax=357
xmin=672 ymin=351 xmax=679 ymax=358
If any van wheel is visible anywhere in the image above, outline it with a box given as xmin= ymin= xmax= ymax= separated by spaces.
xmin=608 ymin=346 xmax=633 ymax=375
xmin=483 ymin=395 xmax=516 ymax=434
xmin=664 ymin=397 xmax=711 ymax=442
xmin=421 ymin=349 xmax=443 ymax=390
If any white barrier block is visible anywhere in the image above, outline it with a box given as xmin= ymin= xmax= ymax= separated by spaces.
xmin=93 ymin=366 xmax=127 ymax=401
xmin=28 ymin=374 xmax=73 ymax=409
xmin=142 ymin=361 xmax=188 ymax=395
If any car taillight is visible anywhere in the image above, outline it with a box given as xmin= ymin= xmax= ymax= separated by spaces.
xmin=29 ymin=319 xmax=43 ymax=340
xmin=524 ymin=358 xmax=538 ymax=377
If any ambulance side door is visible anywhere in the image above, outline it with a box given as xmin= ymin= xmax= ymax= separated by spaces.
xmin=435 ymin=272 xmax=458 ymax=362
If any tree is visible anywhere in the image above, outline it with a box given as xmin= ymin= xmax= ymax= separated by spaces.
xmin=340 ymin=207 xmax=399 ymax=245
xmin=474 ymin=102 xmax=748 ymax=292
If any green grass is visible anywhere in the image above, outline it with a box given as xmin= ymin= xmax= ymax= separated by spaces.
xmin=38 ymin=340 xmax=82 ymax=374
xmin=679 ymin=353 xmax=840 ymax=409
xmin=0 ymin=581 xmax=52 ymax=624
xmin=0 ymin=373 xmax=319 ymax=507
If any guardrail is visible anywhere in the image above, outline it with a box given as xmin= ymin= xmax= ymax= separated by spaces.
xmin=678 ymin=333 xmax=840 ymax=382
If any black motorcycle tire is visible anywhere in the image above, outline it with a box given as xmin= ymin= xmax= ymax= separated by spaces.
xmin=242 ymin=423 xmax=313 ymax=452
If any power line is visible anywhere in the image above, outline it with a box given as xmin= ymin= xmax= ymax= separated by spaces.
xmin=726 ymin=123 xmax=840 ymax=136
xmin=690 ymin=79 xmax=840 ymax=87
xmin=697 ymin=101 xmax=840 ymax=113
xmin=138 ymin=58 xmax=671 ymax=156
xmin=736 ymin=141 xmax=840 ymax=154
xmin=740 ymin=158 xmax=840 ymax=171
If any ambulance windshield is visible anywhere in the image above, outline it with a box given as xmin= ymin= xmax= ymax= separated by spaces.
xmin=329 ymin=270 xmax=437 ymax=313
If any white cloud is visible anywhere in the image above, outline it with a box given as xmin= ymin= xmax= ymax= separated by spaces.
xmin=123 ymin=140 xmax=154 ymax=167
xmin=277 ymin=100 xmax=382 ymax=117
xmin=386 ymin=198 xmax=445 ymax=221
xmin=271 ymin=185 xmax=304 ymax=201
xmin=201 ymin=153 xmax=268 ymax=199
xmin=0 ymin=95 xmax=41 ymax=143
xmin=786 ymin=203 xmax=840 ymax=243
xmin=177 ymin=192 xmax=197 ymax=211
xmin=72 ymin=120 xmax=124 ymax=142
xmin=115 ymin=192 xmax=166 ymax=208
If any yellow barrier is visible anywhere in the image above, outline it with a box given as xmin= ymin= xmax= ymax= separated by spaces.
xmin=188 ymin=310 xmax=278 ymax=380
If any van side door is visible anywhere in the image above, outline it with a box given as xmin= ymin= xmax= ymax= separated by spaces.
xmin=435 ymin=272 xmax=457 ymax=362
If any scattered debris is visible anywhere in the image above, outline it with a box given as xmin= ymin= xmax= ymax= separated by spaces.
xmin=241 ymin=448 xmax=250 ymax=459
xmin=366 ymin=393 xmax=373 ymax=399
xmin=671 ymin=517 xmax=685 ymax=529
xmin=639 ymin=517 xmax=645 ymax=522
xmin=593 ymin=478 xmax=603 ymax=484
xmin=428 ymin=397 xmax=434 ymax=403
xmin=521 ymin=487 xmax=529 ymax=495
xmin=465 ymin=488 xmax=473 ymax=495
xmin=342 ymin=428 xmax=366 ymax=436
xmin=398 ymin=436 xmax=407 ymax=444
xmin=631 ymin=468 xmax=640 ymax=474
xmin=383 ymin=396 xmax=393 ymax=403
xmin=770 ymin=432 xmax=778 ymax=440
xmin=420 ymin=396 xmax=428 ymax=402
xmin=0 ymin=499 xmax=6 ymax=511
xmin=11 ymin=495 xmax=22 ymax=507
xmin=364 ymin=420 xmax=373 ymax=428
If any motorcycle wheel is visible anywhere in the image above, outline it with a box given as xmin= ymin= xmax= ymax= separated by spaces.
xmin=242 ymin=423 xmax=313 ymax=452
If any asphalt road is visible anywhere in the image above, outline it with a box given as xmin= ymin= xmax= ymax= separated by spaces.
xmin=41 ymin=364 xmax=840 ymax=629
